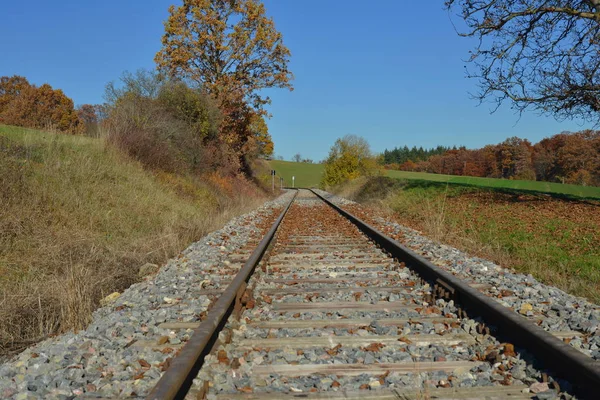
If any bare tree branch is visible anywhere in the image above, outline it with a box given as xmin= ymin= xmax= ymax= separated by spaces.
xmin=446 ymin=0 xmax=600 ymax=122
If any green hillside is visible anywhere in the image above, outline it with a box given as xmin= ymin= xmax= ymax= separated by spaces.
xmin=386 ymin=170 xmax=600 ymax=200
xmin=266 ymin=160 xmax=599 ymax=199
xmin=268 ymin=160 xmax=324 ymax=188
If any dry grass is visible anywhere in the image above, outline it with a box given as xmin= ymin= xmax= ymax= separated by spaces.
xmin=335 ymin=176 xmax=600 ymax=303
xmin=0 ymin=125 xmax=268 ymax=357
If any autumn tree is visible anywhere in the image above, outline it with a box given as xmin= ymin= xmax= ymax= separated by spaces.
xmin=400 ymin=160 xmax=417 ymax=171
xmin=76 ymin=104 xmax=98 ymax=126
xmin=0 ymin=76 xmax=30 ymax=112
xmin=446 ymin=0 xmax=600 ymax=122
xmin=494 ymin=137 xmax=535 ymax=180
xmin=0 ymin=76 xmax=83 ymax=134
xmin=546 ymin=130 xmax=600 ymax=184
xmin=321 ymin=135 xmax=378 ymax=187
xmin=155 ymin=0 xmax=293 ymax=168
xmin=77 ymin=104 xmax=105 ymax=136
xmin=247 ymin=113 xmax=274 ymax=158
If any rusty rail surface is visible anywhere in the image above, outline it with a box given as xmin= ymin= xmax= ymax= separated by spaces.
xmin=146 ymin=190 xmax=297 ymax=400
xmin=310 ymin=189 xmax=600 ymax=398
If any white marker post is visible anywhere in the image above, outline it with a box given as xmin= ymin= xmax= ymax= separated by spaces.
xmin=292 ymin=176 xmax=295 ymax=188
xmin=271 ymin=170 xmax=276 ymax=193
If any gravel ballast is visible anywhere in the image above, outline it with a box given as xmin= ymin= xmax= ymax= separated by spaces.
xmin=314 ymin=189 xmax=600 ymax=361
xmin=196 ymin=192 xmax=569 ymax=399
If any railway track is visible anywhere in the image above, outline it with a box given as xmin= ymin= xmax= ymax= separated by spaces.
xmin=146 ymin=189 xmax=600 ymax=399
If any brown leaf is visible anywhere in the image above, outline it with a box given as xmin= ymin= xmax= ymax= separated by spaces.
xmin=503 ymin=343 xmax=516 ymax=357
xmin=157 ymin=336 xmax=169 ymax=345
xmin=138 ymin=359 xmax=151 ymax=369
xmin=159 ymin=357 xmax=172 ymax=372
xmin=218 ymin=350 xmax=229 ymax=364
xmin=326 ymin=344 xmax=342 ymax=356
xmin=133 ymin=372 xmax=145 ymax=380
xmin=363 ymin=342 xmax=386 ymax=352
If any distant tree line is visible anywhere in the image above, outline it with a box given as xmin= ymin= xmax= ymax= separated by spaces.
xmin=292 ymin=153 xmax=313 ymax=163
xmin=382 ymin=131 xmax=600 ymax=186
xmin=381 ymin=145 xmax=452 ymax=166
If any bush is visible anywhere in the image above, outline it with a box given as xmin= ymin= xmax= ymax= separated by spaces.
xmin=513 ymin=169 xmax=536 ymax=181
xmin=321 ymin=135 xmax=378 ymax=187
xmin=103 ymin=70 xmax=238 ymax=175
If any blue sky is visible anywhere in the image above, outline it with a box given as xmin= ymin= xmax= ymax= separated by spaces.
xmin=0 ymin=0 xmax=591 ymax=161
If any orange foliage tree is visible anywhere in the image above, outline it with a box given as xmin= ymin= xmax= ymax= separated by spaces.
xmin=155 ymin=0 xmax=293 ymax=170
xmin=386 ymin=131 xmax=600 ymax=185
xmin=247 ymin=113 xmax=274 ymax=158
xmin=0 ymin=76 xmax=30 ymax=111
xmin=0 ymin=76 xmax=82 ymax=134
xmin=534 ymin=130 xmax=600 ymax=185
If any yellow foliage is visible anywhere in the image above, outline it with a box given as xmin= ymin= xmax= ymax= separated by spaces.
xmin=321 ymin=135 xmax=377 ymax=187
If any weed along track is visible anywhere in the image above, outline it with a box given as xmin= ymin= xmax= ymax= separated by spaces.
xmin=146 ymin=189 xmax=600 ymax=399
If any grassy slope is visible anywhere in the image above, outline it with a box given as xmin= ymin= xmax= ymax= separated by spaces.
xmin=0 ymin=125 xmax=266 ymax=355
xmin=268 ymin=160 xmax=324 ymax=188
xmin=337 ymin=177 xmax=600 ymax=302
xmin=267 ymin=160 xmax=600 ymax=199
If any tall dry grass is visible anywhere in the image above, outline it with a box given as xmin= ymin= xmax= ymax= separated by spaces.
xmin=335 ymin=176 xmax=600 ymax=302
xmin=0 ymin=125 xmax=267 ymax=357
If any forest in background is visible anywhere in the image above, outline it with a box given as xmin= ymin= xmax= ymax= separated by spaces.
xmin=381 ymin=131 xmax=600 ymax=187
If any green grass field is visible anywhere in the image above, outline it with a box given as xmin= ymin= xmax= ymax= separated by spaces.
xmin=267 ymin=160 xmax=600 ymax=199
xmin=385 ymin=170 xmax=600 ymax=200
xmin=268 ymin=160 xmax=324 ymax=188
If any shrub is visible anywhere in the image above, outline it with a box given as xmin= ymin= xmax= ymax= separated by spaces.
xmin=321 ymin=135 xmax=378 ymax=187
xmin=104 ymin=70 xmax=234 ymax=175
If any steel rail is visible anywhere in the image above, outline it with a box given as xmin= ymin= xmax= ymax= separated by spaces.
xmin=311 ymin=189 xmax=600 ymax=399
xmin=146 ymin=190 xmax=297 ymax=400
